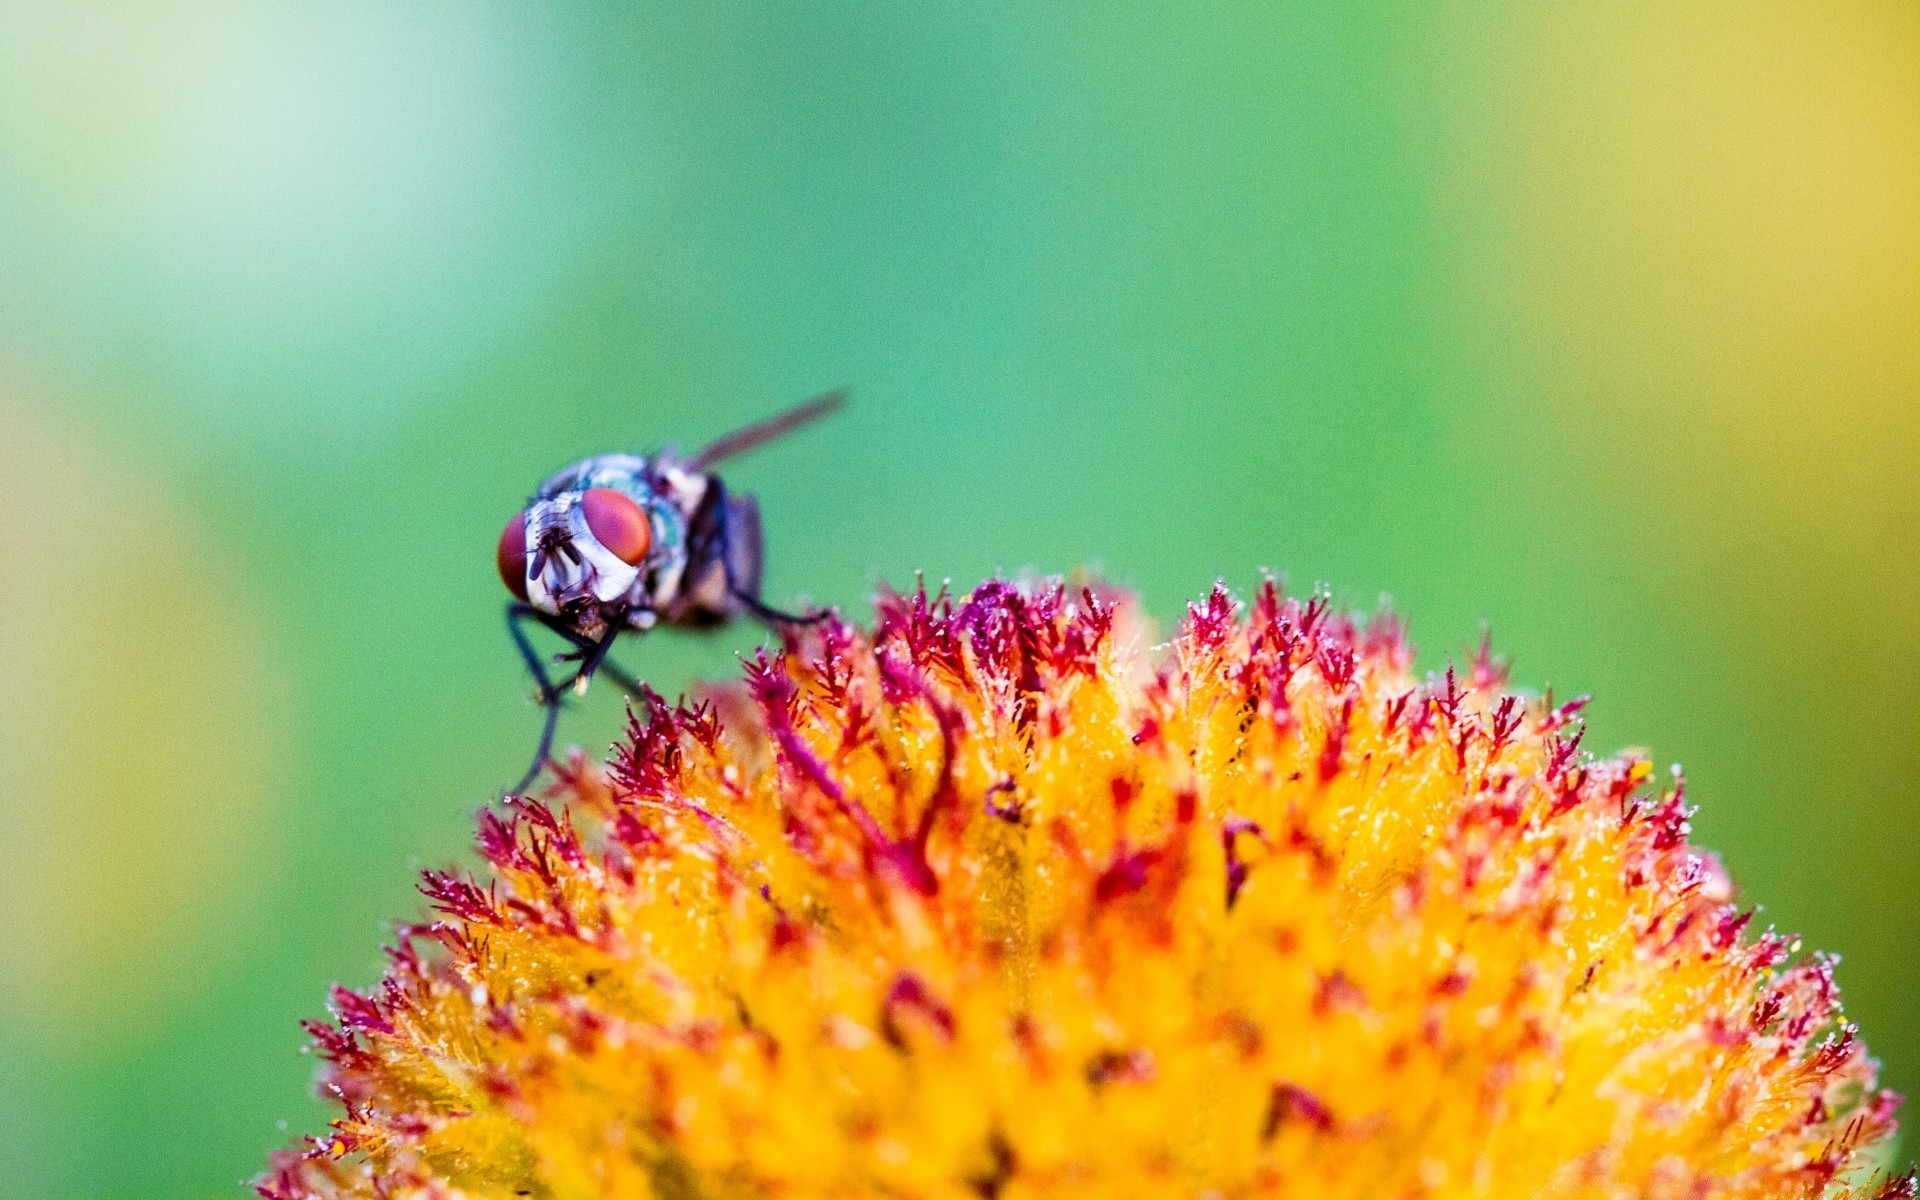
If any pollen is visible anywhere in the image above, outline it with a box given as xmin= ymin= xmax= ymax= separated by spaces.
xmin=259 ymin=579 xmax=1910 ymax=1199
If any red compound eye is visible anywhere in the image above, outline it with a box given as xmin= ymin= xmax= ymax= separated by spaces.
xmin=582 ymin=487 xmax=652 ymax=566
xmin=497 ymin=510 xmax=529 ymax=601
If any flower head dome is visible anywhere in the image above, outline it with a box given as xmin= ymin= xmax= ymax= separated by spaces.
xmin=261 ymin=579 xmax=1908 ymax=1199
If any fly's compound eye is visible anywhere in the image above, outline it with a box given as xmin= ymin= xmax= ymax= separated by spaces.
xmin=497 ymin=510 xmax=530 ymax=601
xmin=582 ymin=487 xmax=651 ymax=566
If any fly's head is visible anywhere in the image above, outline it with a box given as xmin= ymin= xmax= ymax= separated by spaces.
xmin=498 ymin=454 xmax=694 ymax=635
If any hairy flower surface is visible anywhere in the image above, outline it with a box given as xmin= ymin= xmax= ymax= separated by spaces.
xmin=263 ymin=580 xmax=1908 ymax=1199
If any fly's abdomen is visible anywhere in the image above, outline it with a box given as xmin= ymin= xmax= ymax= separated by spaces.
xmin=671 ymin=493 xmax=763 ymax=624
xmin=722 ymin=493 xmax=764 ymax=602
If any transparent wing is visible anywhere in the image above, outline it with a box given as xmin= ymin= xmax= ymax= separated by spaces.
xmin=685 ymin=388 xmax=847 ymax=471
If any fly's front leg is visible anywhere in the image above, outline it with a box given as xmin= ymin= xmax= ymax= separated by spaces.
xmin=529 ymin=608 xmax=646 ymax=700
xmin=564 ymin=621 xmax=624 ymax=698
xmin=506 ymin=601 xmax=566 ymax=794
xmin=579 ymin=653 xmax=645 ymax=700
xmin=506 ymin=603 xmax=650 ymax=794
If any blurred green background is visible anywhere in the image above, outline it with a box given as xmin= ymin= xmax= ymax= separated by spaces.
xmin=0 ymin=1 xmax=1913 ymax=1194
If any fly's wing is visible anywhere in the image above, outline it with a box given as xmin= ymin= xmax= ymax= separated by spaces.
xmin=723 ymin=492 xmax=765 ymax=601
xmin=686 ymin=389 xmax=845 ymax=472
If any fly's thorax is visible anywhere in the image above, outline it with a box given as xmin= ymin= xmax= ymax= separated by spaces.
xmin=534 ymin=452 xmax=652 ymax=500
xmin=633 ymin=455 xmax=712 ymax=617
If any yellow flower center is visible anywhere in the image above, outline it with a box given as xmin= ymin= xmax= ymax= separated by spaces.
xmin=260 ymin=580 xmax=1908 ymax=1200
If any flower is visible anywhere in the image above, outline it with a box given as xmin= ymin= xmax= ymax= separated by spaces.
xmin=260 ymin=578 xmax=1909 ymax=1199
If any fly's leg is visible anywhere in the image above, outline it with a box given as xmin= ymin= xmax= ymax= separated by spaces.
xmin=529 ymin=608 xmax=646 ymax=699
xmin=732 ymin=589 xmax=833 ymax=626
xmin=507 ymin=602 xmax=566 ymax=794
xmin=574 ymin=653 xmax=645 ymax=700
xmin=566 ymin=621 xmax=625 ymax=695
xmin=716 ymin=487 xmax=832 ymax=627
xmin=507 ymin=603 xmax=650 ymax=794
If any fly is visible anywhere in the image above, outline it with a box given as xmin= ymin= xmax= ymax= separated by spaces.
xmin=495 ymin=390 xmax=844 ymax=793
